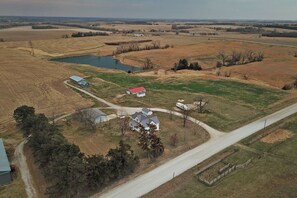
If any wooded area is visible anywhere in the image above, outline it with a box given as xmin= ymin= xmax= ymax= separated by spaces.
xmin=13 ymin=105 xmax=139 ymax=198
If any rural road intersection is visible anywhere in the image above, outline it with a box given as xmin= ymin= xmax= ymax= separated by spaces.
xmin=65 ymin=81 xmax=297 ymax=198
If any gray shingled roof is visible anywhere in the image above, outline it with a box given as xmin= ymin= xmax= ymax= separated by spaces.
xmin=142 ymin=108 xmax=151 ymax=114
xmin=150 ymin=116 xmax=160 ymax=124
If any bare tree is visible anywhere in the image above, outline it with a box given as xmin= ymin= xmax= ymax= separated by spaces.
xmin=170 ymin=133 xmax=178 ymax=147
xmin=195 ymin=97 xmax=209 ymax=113
xmin=152 ymin=41 xmax=160 ymax=48
xmin=243 ymin=73 xmax=249 ymax=80
xmin=182 ymin=109 xmax=189 ymax=128
xmin=256 ymin=51 xmax=264 ymax=61
xmin=224 ymin=71 xmax=232 ymax=78
xmin=246 ymin=50 xmax=255 ymax=62
xmin=169 ymin=110 xmax=174 ymax=121
xmin=143 ymin=58 xmax=154 ymax=70
xmin=217 ymin=50 xmax=228 ymax=66
xmin=74 ymin=108 xmax=96 ymax=131
xmin=231 ymin=50 xmax=242 ymax=65
xmin=118 ymin=116 xmax=130 ymax=136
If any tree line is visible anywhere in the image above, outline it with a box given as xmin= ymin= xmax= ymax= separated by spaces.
xmin=113 ymin=41 xmax=171 ymax=55
xmin=71 ymin=31 xmax=109 ymax=38
xmin=262 ymin=32 xmax=297 ymax=38
xmin=172 ymin=59 xmax=202 ymax=71
xmin=13 ymin=105 xmax=139 ymax=198
xmin=31 ymin=25 xmax=58 ymax=29
xmin=255 ymin=24 xmax=297 ymax=31
xmin=216 ymin=50 xmax=264 ymax=67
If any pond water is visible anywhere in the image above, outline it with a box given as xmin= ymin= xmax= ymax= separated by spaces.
xmin=52 ymin=55 xmax=142 ymax=72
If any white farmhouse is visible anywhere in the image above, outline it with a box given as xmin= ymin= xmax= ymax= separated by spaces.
xmin=129 ymin=111 xmax=160 ymax=132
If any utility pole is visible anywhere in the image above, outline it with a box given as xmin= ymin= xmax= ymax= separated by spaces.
xmin=264 ymin=119 xmax=267 ymax=129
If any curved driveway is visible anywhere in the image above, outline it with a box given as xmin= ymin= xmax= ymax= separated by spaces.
xmin=64 ymin=81 xmax=297 ymax=198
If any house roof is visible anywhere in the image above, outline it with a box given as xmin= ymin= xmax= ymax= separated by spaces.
xmin=142 ymin=108 xmax=152 ymax=114
xmin=82 ymin=108 xmax=107 ymax=120
xmin=128 ymin=87 xmax=146 ymax=93
xmin=132 ymin=112 xmax=142 ymax=119
xmin=129 ymin=120 xmax=140 ymax=127
xmin=150 ymin=116 xmax=160 ymax=124
xmin=0 ymin=139 xmax=11 ymax=172
xmin=140 ymin=118 xmax=150 ymax=129
xmin=70 ymin=75 xmax=84 ymax=82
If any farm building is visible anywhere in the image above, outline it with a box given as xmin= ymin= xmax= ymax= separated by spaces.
xmin=0 ymin=139 xmax=11 ymax=185
xmin=82 ymin=108 xmax=108 ymax=124
xmin=70 ymin=75 xmax=89 ymax=87
xmin=129 ymin=111 xmax=160 ymax=132
xmin=142 ymin=108 xmax=153 ymax=116
xmin=127 ymin=87 xmax=146 ymax=97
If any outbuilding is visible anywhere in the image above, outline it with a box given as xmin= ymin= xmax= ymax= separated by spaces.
xmin=127 ymin=87 xmax=146 ymax=97
xmin=82 ymin=108 xmax=108 ymax=124
xmin=70 ymin=75 xmax=89 ymax=87
xmin=0 ymin=139 xmax=11 ymax=186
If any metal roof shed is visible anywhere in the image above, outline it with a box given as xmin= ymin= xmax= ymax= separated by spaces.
xmin=70 ymin=75 xmax=89 ymax=87
xmin=0 ymin=139 xmax=11 ymax=185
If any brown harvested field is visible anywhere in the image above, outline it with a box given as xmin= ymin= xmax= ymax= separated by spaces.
xmin=0 ymin=46 xmax=92 ymax=126
xmin=99 ymin=23 xmax=172 ymax=31
xmin=0 ymin=26 xmax=104 ymax=41
xmin=260 ymin=129 xmax=293 ymax=144
xmin=1 ymin=28 xmax=297 ymax=128
xmin=116 ymin=37 xmax=297 ymax=87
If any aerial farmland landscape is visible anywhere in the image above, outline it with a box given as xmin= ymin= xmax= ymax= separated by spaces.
xmin=1 ymin=1 xmax=297 ymax=198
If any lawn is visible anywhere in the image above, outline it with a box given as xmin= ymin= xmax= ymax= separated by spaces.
xmin=73 ymin=67 xmax=287 ymax=131
xmin=94 ymin=72 xmax=283 ymax=108
xmin=162 ymin=115 xmax=297 ymax=198
xmin=60 ymin=112 xmax=209 ymax=161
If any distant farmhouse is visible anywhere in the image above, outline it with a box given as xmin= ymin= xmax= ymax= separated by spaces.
xmin=129 ymin=108 xmax=160 ymax=132
xmin=70 ymin=75 xmax=89 ymax=87
xmin=0 ymin=139 xmax=11 ymax=185
xmin=127 ymin=87 xmax=146 ymax=98
xmin=81 ymin=108 xmax=108 ymax=125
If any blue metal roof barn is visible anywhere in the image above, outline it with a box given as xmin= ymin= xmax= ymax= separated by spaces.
xmin=70 ymin=75 xmax=89 ymax=87
xmin=0 ymin=139 xmax=11 ymax=185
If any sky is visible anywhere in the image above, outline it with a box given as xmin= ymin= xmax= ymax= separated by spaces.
xmin=0 ymin=0 xmax=297 ymax=20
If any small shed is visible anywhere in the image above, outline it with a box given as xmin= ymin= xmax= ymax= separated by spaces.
xmin=70 ymin=75 xmax=89 ymax=87
xmin=127 ymin=87 xmax=146 ymax=96
xmin=0 ymin=139 xmax=11 ymax=185
xmin=82 ymin=108 xmax=108 ymax=124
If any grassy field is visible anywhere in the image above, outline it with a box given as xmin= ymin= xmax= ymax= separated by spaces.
xmin=155 ymin=115 xmax=297 ymax=198
xmin=60 ymin=112 xmax=209 ymax=157
xmin=73 ymin=67 xmax=287 ymax=131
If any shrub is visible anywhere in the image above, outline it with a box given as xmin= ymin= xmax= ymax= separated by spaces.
xmin=282 ymin=84 xmax=294 ymax=90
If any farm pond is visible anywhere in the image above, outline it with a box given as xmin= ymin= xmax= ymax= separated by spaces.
xmin=52 ymin=55 xmax=142 ymax=72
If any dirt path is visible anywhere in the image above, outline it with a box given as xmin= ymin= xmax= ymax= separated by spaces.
xmin=13 ymin=140 xmax=37 ymax=198
xmin=13 ymin=113 xmax=73 ymax=198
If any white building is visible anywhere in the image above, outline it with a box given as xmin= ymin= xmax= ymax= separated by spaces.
xmin=129 ymin=111 xmax=160 ymax=132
